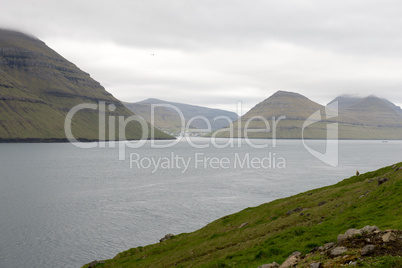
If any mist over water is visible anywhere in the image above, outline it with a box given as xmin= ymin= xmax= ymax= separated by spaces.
xmin=0 ymin=138 xmax=401 ymax=268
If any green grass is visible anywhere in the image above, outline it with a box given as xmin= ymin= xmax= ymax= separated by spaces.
xmin=83 ymin=163 xmax=402 ymax=267
xmin=358 ymin=256 xmax=402 ymax=267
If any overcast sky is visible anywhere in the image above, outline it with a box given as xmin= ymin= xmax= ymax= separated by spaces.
xmin=1 ymin=0 xmax=402 ymax=113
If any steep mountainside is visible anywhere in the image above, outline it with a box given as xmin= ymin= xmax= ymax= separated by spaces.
xmin=213 ymin=91 xmax=402 ymax=139
xmin=124 ymin=98 xmax=238 ymax=135
xmin=0 ymin=29 xmax=171 ymax=141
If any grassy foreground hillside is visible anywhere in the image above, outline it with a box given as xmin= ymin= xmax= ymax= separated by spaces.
xmin=84 ymin=163 xmax=402 ymax=267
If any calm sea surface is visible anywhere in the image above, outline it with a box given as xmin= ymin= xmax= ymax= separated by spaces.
xmin=0 ymin=138 xmax=401 ymax=267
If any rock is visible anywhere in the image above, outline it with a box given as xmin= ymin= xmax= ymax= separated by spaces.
xmin=88 ymin=260 xmax=98 ymax=268
xmin=238 ymin=222 xmax=248 ymax=228
xmin=330 ymin=246 xmax=348 ymax=257
xmin=337 ymin=228 xmax=362 ymax=243
xmin=323 ymin=242 xmax=335 ymax=251
xmin=160 ymin=233 xmax=174 ymax=242
xmin=395 ymin=167 xmax=400 ymax=171
xmin=310 ymin=262 xmax=322 ymax=268
xmin=279 ymin=251 xmax=302 ymax=268
xmin=310 ymin=246 xmax=325 ymax=253
xmin=318 ymin=201 xmax=327 ymax=206
xmin=337 ymin=234 xmax=348 ymax=243
xmin=258 ymin=262 xmax=280 ymax=268
xmin=360 ymin=225 xmax=380 ymax=234
xmin=378 ymin=177 xmax=389 ymax=185
xmin=344 ymin=228 xmax=362 ymax=238
xmin=287 ymin=207 xmax=302 ymax=215
xmin=361 ymin=244 xmax=376 ymax=256
xmin=349 ymin=261 xmax=357 ymax=266
xmin=382 ymin=232 xmax=397 ymax=242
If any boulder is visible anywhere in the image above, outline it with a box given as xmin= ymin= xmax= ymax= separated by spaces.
xmin=287 ymin=207 xmax=302 ymax=216
xmin=310 ymin=262 xmax=322 ymax=268
xmin=238 ymin=222 xmax=248 ymax=228
xmin=160 ymin=233 xmax=174 ymax=242
xmin=382 ymin=232 xmax=397 ymax=242
xmin=330 ymin=247 xmax=348 ymax=257
xmin=323 ymin=242 xmax=335 ymax=251
xmin=279 ymin=251 xmax=301 ymax=268
xmin=361 ymin=244 xmax=375 ymax=256
xmin=258 ymin=262 xmax=280 ymax=268
xmin=88 ymin=260 xmax=98 ymax=268
xmin=337 ymin=234 xmax=348 ymax=243
xmin=360 ymin=225 xmax=380 ymax=234
xmin=344 ymin=228 xmax=362 ymax=237
xmin=377 ymin=177 xmax=389 ymax=185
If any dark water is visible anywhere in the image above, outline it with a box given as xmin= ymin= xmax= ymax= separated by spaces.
xmin=0 ymin=138 xmax=401 ymax=267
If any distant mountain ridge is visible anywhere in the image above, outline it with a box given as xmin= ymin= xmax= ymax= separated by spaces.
xmin=213 ymin=91 xmax=402 ymax=139
xmin=240 ymin=91 xmax=324 ymax=121
xmin=0 ymin=29 xmax=172 ymax=141
xmin=124 ymin=98 xmax=238 ymax=135
xmin=329 ymin=95 xmax=402 ymax=127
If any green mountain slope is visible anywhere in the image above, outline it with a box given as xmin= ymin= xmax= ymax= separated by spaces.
xmin=212 ymin=91 xmax=402 ymax=139
xmin=212 ymin=91 xmax=330 ymax=139
xmin=124 ymin=98 xmax=238 ymax=135
xmin=83 ymin=163 xmax=402 ymax=267
xmin=0 ymin=29 xmax=172 ymax=141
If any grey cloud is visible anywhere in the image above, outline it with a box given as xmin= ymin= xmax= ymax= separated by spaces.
xmin=1 ymin=0 xmax=401 ymax=111
xmin=5 ymin=0 xmax=402 ymax=53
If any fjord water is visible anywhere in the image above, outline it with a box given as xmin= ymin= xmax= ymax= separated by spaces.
xmin=0 ymin=139 xmax=401 ymax=268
